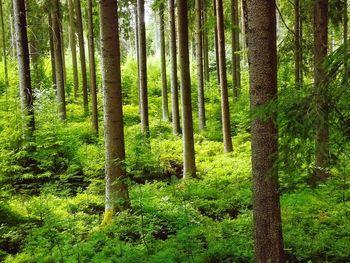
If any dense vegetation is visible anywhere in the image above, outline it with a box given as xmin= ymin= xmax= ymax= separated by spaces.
xmin=0 ymin=0 xmax=349 ymax=262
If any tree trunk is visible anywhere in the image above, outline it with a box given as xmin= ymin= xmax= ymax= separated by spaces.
xmin=0 ymin=0 xmax=8 ymax=88
xmin=87 ymin=0 xmax=98 ymax=135
xmin=231 ymin=0 xmax=241 ymax=99
xmin=68 ymin=0 xmax=79 ymax=99
xmin=246 ymin=1 xmax=285 ymax=262
xmin=344 ymin=0 xmax=348 ymax=83
xmin=134 ymin=4 xmax=141 ymax=114
xmin=13 ymin=0 xmax=35 ymax=136
xmin=216 ymin=0 xmax=233 ymax=153
xmin=168 ymin=0 xmax=181 ymax=135
xmin=99 ymin=0 xmax=130 ymax=224
xmin=314 ymin=0 xmax=329 ymax=181
xmin=51 ymin=0 xmax=66 ymax=120
xmin=242 ymin=0 xmax=249 ymax=49
xmin=74 ymin=0 xmax=88 ymax=114
xmin=177 ymin=0 xmax=196 ymax=178
xmin=196 ymin=0 xmax=206 ymax=130
xmin=137 ymin=0 xmax=149 ymax=135
xmin=202 ymin=0 xmax=210 ymax=82
xmin=159 ymin=4 xmax=169 ymax=121
xmin=213 ymin=0 xmax=220 ymax=84
xmin=48 ymin=13 xmax=56 ymax=87
xmin=294 ymin=0 xmax=302 ymax=88
xmin=10 ymin=12 xmax=16 ymax=57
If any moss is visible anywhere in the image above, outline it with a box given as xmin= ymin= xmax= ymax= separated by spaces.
xmin=101 ymin=209 xmax=114 ymax=226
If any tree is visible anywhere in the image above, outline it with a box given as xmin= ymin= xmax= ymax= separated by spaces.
xmin=48 ymin=13 xmax=56 ymax=86
xmin=159 ymin=3 xmax=169 ymax=122
xmin=178 ymin=0 xmax=196 ymax=178
xmin=99 ymin=0 xmax=130 ymax=224
xmin=51 ymin=0 xmax=67 ymax=120
xmin=168 ymin=0 xmax=180 ymax=135
xmin=137 ymin=0 xmax=149 ymax=135
xmin=213 ymin=0 xmax=220 ymax=83
xmin=196 ymin=0 xmax=206 ymax=130
xmin=294 ymin=0 xmax=302 ymax=87
xmin=87 ymin=0 xmax=98 ymax=135
xmin=13 ymin=0 xmax=35 ymax=135
xmin=74 ymin=0 xmax=88 ymax=114
xmin=231 ymin=0 xmax=241 ymax=99
xmin=246 ymin=1 xmax=285 ymax=261
xmin=216 ymin=0 xmax=233 ymax=153
xmin=202 ymin=0 xmax=209 ymax=82
xmin=68 ymin=0 xmax=79 ymax=99
xmin=314 ymin=0 xmax=329 ymax=180
xmin=0 ymin=0 xmax=8 ymax=88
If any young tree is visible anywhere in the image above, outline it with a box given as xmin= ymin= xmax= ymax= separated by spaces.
xmin=314 ymin=0 xmax=329 ymax=180
xmin=178 ymin=0 xmax=196 ymax=178
xmin=99 ymin=0 xmax=130 ymax=224
xmin=74 ymin=0 xmax=88 ymax=114
xmin=159 ymin=3 xmax=169 ymax=121
xmin=13 ymin=0 xmax=35 ymax=135
xmin=51 ymin=0 xmax=66 ymax=120
xmin=216 ymin=0 xmax=233 ymax=153
xmin=48 ymin=13 xmax=56 ymax=86
xmin=0 ymin=0 xmax=8 ymax=88
xmin=137 ymin=0 xmax=149 ymax=135
xmin=202 ymin=0 xmax=209 ymax=82
xmin=87 ymin=0 xmax=98 ymax=135
xmin=196 ymin=0 xmax=206 ymax=130
xmin=246 ymin=1 xmax=285 ymax=261
xmin=231 ymin=0 xmax=241 ymax=99
xmin=294 ymin=0 xmax=302 ymax=87
xmin=68 ymin=0 xmax=79 ymax=99
xmin=213 ymin=0 xmax=220 ymax=83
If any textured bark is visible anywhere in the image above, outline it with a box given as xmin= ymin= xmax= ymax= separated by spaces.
xmin=74 ymin=0 xmax=88 ymax=114
xmin=216 ymin=0 xmax=233 ymax=153
xmin=13 ymin=0 xmax=35 ymax=135
xmin=10 ymin=12 xmax=16 ymax=57
xmin=213 ymin=0 xmax=220 ymax=83
xmin=168 ymin=0 xmax=180 ymax=135
xmin=294 ymin=0 xmax=302 ymax=88
xmin=196 ymin=0 xmax=206 ymax=130
xmin=242 ymin=0 xmax=249 ymax=49
xmin=202 ymin=0 xmax=209 ymax=82
xmin=134 ymin=4 xmax=141 ymax=114
xmin=0 ymin=0 xmax=8 ymax=87
xmin=159 ymin=5 xmax=169 ymax=121
xmin=48 ymin=14 xmax=56 ymax=86
xmin=87 ymin=0 xmax=98 ymax=135
xmin=137 ymin=0 xmax=149 ymax=135
xmin=68 ymin=0 xmax=79 ymax=99
xmin=231 ymin=0 xmax=241 ymax=99
xmin=99 ymin=0 xmax=130 ymax=221
xmin=314 ymin=0 xmax=329 ymax=180
xmin=246 ymin=1 xmax=285 ymax=262
xmin=177 ymin=0 xmax=196 ymax=178
xmin=51 ymin=0 xmax=66 ymax=120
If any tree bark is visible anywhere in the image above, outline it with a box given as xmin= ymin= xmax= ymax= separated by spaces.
xmin=246 ymin=1 xmax=285 ymax=262
xmin=216 ymin=0 xmax=233 ymax=153
xmin=134 ymin=4 xmax=141 ymax=114
xmin=68 ymin=0 xmax=79 ymax=99
xmin=294 ymin=0 xmax=302 ymax=88
xmin=213 ymin=0 xmax=220 ymax=84
xmin=177 ymin=0 xmax=196 ymax=178
xmin=196 ymin=0 xmax=206 ymax=130
xmin=159 ymin=4 xmax=169 ymax=121
xmin=13 ymin=0 xmax=35 ymax=135
xmin=202 ymin=0 xmax=209 ymax=82
xmin=87 ymin=0 xmax=98 ymax=135
xmin=99 ymin=0 xmax=130 ymax=224
xmin=137 ymin=0 xmax=149 ymax=135
xmin=51 ymin=0 xmax=66 ymax=120
xmin=0 ymin=0 xmax=8 ymax=88
xmin=48 ymin=13 xmax=56 ymax=87
xmin=168 ymin=0 xmax=181 ymax=135
xmin=74 ymin=0 xmax=88 ymax=114
xmin=314 ymin=0 xmax=329 ymax=180
xmin=231 ymin=0 xmax=241 ymax=99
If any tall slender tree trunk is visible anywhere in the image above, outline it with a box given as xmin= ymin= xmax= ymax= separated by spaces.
xmin=87 ymin=0 xmax=98 ymax=135
xmin=314 ymin=0 xmax=329 ymax=181
xmin=231 ymin=0 xmax=241 ymax=99
xmin=242 ymin=0 xmax=249 ymax=49
xmin=10 ymin=12 xmax=16 ymax=57
xmin=68 ymin=0 xmax=79 ymax=99
xmin=75 ymin=0 xmax=88 ymax=114
xmin=0 ymin=0 xmax=8 ymax=88
xmin=13 ymin=0 xmax=35 ymax=135
xmin=99 ymin=0 xmax=130 ymax=224
xmin=51 ymin=0 xmax=66 ymax=120
xmin=134 ymin=4 xmax=141 ymax=114
xmin=216 ymin=0 xmax=233 ymax=153
xmin=178 ymin=0 xmax=196 ymax=178
xmin=246 ymin=1 xmax=285 ymax=262
xmin=137 ymin=0 xmax=149 ymax=135
xmin=168 ymin=0 xmax=180 ymax=135
xmin=159 ymin=4 xmax=169 ymax=121
xmin=196 ymin=0 xmax=206 ymax=130
xmin=48 ymin=13 xmax=56 ymax=86
xmin=344 ymin=0 xmax=348 ymax=83
xmin=294 ymin=0 xmax=302 ymax=88
xmin=213 ymin=0 xmax=220 ymax=84
xmin=202 ymin=0 xmax=210 ymax=82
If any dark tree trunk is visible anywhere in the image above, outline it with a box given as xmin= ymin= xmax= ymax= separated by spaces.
xmin=159 ymin=4 xmax=169 ymax=121
xmin=13 ymin=0 xmax=35 ymax=135
xmin=294 ymin=0 xmax=302 ymax=88
xmin=74 ymin=0 xmax=88 ymax=114
xmin=242 ymin=0 xmax=249 ymax=49
xmin=137 ymin=0 xmax=149 ymax=135
xmin=99 ymin=0 xmax=130 ymax=224
xmin=231 ymin=0 xmax=241 ymax=99
xmin=168 ymin=0 xmax=181 ymax=135
xmin=246 ymin=1 xmax=285 ymax=262
xmin=213 ymin=0 xmax=220 ymax=83
xmin=87 ymin=0 xmax=98 ymax=135
xmin=48 ymin=13 xmax=56 ymax=86
xmin=216 ymin=0 xmax=233 ymax=153
xmin=51 ymin=0 xmax=66 ymax=120
xmin=177 ymin=0 xmax=196 ymax=178
xmin=68 ymin=0 xmax=79 ymax=99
